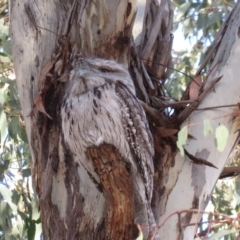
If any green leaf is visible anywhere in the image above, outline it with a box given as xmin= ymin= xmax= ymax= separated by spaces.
xmin=0 ymin=184 xmax=17 ymax=212
xmin=11 ymin=190 xmax=20 ymax=206
xmin=22 ymin=168 xmax=31 ymax=178
xmin=196 ymin=15 xmax=206 ymax=30
xmin=8 ymin=117 xmax=19 ymax=142
xmin=0 ymin=32 xmax=7 ymax=41
xmin=18 ymin=125 xmax=28 ymax=143
xmin=215 ymin=125 xmax=229 ymax=152
xmin=178 ymin=2 xmax=191 ymax=15
xmin=0 ymin=76 xmax=13 ymax=85
xmin=0 ymin=19 xmax=9 ymax=35
xmin=0 ymin=52 xmax=7 ymax=57
xmin=27 ymin=219 xmax=36 ymax=240
xmin=18 ymin=210 xmax=27 ymax=221
xmin=203 ymin=119 xmax=213 ymax=137
xmin=2 ymin=41 xmax=12 ymax=56
xmin=0 ymin=55 xmax=11 ymax=63
xmin=0 ymin=201 xmax=8 ymax=235
xmin=177 ymin=126 xmax=188 ymax=156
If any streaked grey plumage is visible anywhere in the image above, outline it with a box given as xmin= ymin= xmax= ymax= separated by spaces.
xmin=61 ymin=58 xmax=155 ymax=237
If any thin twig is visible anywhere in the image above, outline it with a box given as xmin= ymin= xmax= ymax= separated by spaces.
xmin=152 ymin=208 xmax=240 ymax=239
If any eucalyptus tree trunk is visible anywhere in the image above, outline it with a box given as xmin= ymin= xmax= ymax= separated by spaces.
xmin=157 ymin=4 xmax=240 ymax=238
xmin=9 ymin=0 xmax=240 ymax=239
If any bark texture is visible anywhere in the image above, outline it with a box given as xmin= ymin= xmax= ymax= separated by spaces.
xmin=87 ymin=144 xmax=136 ymax=240
xmin=10 ymin=0 xmax=240 ymax=239
xmin=10 ymin=0 xmax=144 ymax=239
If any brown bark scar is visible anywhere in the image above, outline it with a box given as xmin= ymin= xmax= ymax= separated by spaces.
xmin=87 ymin=144 xmax=138 ymax=240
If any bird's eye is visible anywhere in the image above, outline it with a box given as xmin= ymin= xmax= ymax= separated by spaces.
xmin=100 ymin=67 xmax=111 ymax=73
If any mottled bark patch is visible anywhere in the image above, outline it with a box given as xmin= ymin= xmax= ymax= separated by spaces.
xmin=87 ymin=144 xmax=138 ymax=240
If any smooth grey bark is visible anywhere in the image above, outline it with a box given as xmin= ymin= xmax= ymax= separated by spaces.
xmin=156 ymin=4 xmax=240 ymax=239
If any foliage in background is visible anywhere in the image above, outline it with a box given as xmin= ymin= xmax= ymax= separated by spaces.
xmin=0 ymin=1 xmax=41 ymax=239
xmin=207 ymin=148 xmax=240 ymax=240
xmin=168 ymin=0 xmax=236 ymax=100
xmin=194 ymin=149 xmax=240 ymax=240
xmin=0 ymin=0 xmax=238 ymax=239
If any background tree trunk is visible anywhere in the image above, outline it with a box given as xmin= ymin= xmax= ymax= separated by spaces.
xmin=157 ymin=4 xmax=240 ymax=238
xmin=10 ymin=0 xmax=240 ymax=239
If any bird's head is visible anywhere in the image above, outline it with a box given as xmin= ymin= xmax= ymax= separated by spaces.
xmin=68 ymin=58 xmax=136 ymax=95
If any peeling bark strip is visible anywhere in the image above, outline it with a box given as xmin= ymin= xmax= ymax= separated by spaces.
xmin=87 ymin=144 xmax=137 ymax=240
